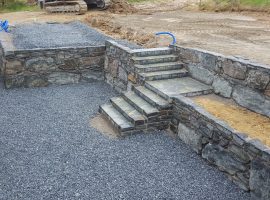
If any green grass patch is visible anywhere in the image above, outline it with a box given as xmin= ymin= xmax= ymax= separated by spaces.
xmin=240 ymin=0 xmax=270 ymax=6
xmin=0 ymin=0 xmax=39 ymax=13
xmin=199 ymin=0 xmax=270 ymax=11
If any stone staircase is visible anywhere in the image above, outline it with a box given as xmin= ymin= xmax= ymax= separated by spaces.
xmin=99 ymin=48 xmax=213 ymax=136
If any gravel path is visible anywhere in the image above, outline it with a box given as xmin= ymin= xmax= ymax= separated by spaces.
xmin=12 ymin=21 xmax=140 ymax=49
xmin=0 ymin=81 xmax=250 ymax=200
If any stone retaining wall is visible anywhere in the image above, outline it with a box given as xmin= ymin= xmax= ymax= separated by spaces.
xmin=172 ymin=45 xmax=270 ymax=117
xmin=1 ymin=40 xmax=105 ymax=88
xmin=104 ymin=40 xmax=135 ymax=92
xmin=171 ymin=95 xmax=270 ymax=199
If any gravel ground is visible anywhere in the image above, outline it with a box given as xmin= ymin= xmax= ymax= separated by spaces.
xmin=0 ymin=80 xmax=250 ymax=200
xmin=12 ymin=21 xmax=141 ymax=49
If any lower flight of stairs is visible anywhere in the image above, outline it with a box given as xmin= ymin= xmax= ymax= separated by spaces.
xmin=99 ymin=47 xmax=213 ymax=136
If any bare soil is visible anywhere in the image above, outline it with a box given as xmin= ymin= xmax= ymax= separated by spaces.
xmin=90 ymin=114 xmax=119 ymax=138
xmin=1 ymin=0 xmax=270 ymax=64
xmin=192 ymin=95 xmax=270 ymax=147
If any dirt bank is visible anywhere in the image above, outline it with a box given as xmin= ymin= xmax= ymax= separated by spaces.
xmin=192 ymin=95 xmax=270 ymax=147
xmin=1 ymin=0 xmax=270 ymax=65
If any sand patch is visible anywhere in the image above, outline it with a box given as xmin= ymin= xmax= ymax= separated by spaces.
xmin=90 ymin=114 xmax=119 ymax=138
xmin=191 ymin=94 xmax=270 ymax=147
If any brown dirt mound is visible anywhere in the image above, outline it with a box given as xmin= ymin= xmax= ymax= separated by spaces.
xmin=85 ymin=13 xmax=158 ymax=47
xmin=108 ymin=0 xmax=137 ymax=14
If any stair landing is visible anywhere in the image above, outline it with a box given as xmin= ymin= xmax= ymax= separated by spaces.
xmin=145 ymin=77 xmax=213 ymax=100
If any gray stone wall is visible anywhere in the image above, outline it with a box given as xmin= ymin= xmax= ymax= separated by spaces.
xmin=172 ymin=45 xmax=270 ymax=117
xmin=104 ymin=40 xmax=136 ymax=93
xmin=1 ymin=46 xmax=105 ymax=88
xmin=172 ymin=95 xmax=270 ymax=199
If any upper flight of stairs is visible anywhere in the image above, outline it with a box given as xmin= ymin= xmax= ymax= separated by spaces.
xmin=99 ymin=47 xmax=213 ymax=136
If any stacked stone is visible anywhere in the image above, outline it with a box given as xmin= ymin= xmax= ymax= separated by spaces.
xmin=172 ymin=45 xmax=270 ymax=117
xmin=172 ymin=95 xmax=270 ymax=199
xmin=2 ymin=46 xmax=105 ymax=88
xmin=104 ymin=40 xmax=135 ymax=93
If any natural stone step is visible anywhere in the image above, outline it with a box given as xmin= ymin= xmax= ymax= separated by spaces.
xmin=99 ymin=103 xmax=134 ymax=133
xmin=138 ymin=69 xmax=188 ymax=81
xmin=110 ymin=97 xmax=147 ymax=126
xmin=135 ymin=61 xmax=184 ymax=73
xmin=122 ymin=91 xmax=159 ymax=117
xmin=132 ymin=47 xmax=173 ymax=57
xmin=133 ymin=86 xmax=171 ymax=109
xmin=145 ymin=77 xmax=213 ymax=100
xmin=132 ymin=55 xmax=178 ymax=65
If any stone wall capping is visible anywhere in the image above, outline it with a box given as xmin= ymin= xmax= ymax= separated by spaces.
xmin=106 ymin=40 xmax=133 ymax=54
xmin=232 ymin=131 xmax=249 ymax=146
xmin=262 ymin=149 xmax=270 ymax=162
xmin=245 ymin=138 xmax=269 ymax=154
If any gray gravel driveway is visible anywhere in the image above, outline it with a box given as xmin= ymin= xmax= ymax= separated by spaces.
xmin=0 ymin=80 xmax=250 ymax=200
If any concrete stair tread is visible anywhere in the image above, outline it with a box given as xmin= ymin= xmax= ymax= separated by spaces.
xmin=100 ymin=104 xmax=134 ymax=131
xmin=132 ymin=54 xmax=178 ymax=61
xmin=145 ymin=77 xmax=213 ymax=99
xmin=135 ymin=61 xmax=183 ymax=69
xmin=139 ymin=69 xmax=188 ymax=77
xmin=123 ymin=91 xmax=159 ymax=116
xmin=132 ymin=47 xmax=171 ymax=53
xmin=134 ymin=86 xmax=170 ymax=109
xmin=132 ymin=47 xmax=172 ymax=56
xmin=110 ymin=97 xmax=146 ymax=126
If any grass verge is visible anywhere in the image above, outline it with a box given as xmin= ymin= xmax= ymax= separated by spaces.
xmin=0 ymin=0 xmax=39 ymax=13
xmin=199 ymin=0 xmax=270 ymax=12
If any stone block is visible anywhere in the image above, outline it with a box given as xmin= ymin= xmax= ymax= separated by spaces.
xmin=59 ymin=59 xmax=79 ymax=70
xmin=202 ymin=143 xmax=247 ymax=175
xmin=178 ymin=122 xmax=202 ymax=154
xmin=212 ymin=76 xmax=233 ymax=98
xmin=250 ymin=158 xmax=270 ymax=200
xmin=223 ymin=59 xmax=247 ymax=80
xmin=228 ymin=144 xmax=251 ymax=163
xmin=232 ymin=85 xmax=270 ymax=117
xmin=265 ymin=83 xmax=270 ymax=97
xmin=180 ymin=49 xmax=200 ymax=64
xmin=25 ymin=57 xmax=56 ymax=72
xmin=25 ymin=76 xmax=49 ymax=88
xmin=246 ymin=70 xmax=270 ymax=90
xmin=199 ymin=52 xmax=218 ymax=72
xmin=4 ymin=75 xmax=24 ymax=89
xmin=187 ymin=65 xmax=215 ymax=85
xmin=81 ymin=71 xmax=104 ymax=82
xmin=118 ymin=67 xmax=128 ymax=83
xmin=110 ymin=59 xmax=119 ymax=78
xmin=48 ymin=72 xmax=80 ymax=85
xmin=5 ymin=60 xmax=23 ymax=75
xmin=79 ymin=56 xmax=104 ymax=68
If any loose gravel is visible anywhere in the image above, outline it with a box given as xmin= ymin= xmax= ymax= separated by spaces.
xmin=12 ymin=21 xmax=141 ymax=49
xmin=0 ymin=80 xmax=250 ymax=200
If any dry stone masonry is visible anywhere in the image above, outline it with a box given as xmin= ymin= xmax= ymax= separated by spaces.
xmin=1 ymin=31 xmax=270 ymax=199
xmin=172 ymin=45 xmax=270 ymax=117
xmin=103 ymin=41 xmax=270 ymax=199
xmin=0 ymin=43 xmax=105 ymax=88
